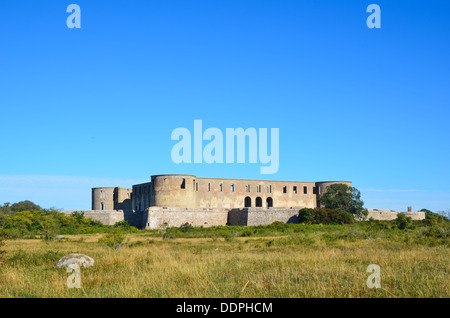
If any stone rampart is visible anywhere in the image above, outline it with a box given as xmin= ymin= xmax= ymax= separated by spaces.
xmin=145 ymin=206 xmax=229 ymax=229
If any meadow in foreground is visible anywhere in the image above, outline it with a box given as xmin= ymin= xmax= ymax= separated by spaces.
xmin=0 ymin=223 xmax=448 ymax=298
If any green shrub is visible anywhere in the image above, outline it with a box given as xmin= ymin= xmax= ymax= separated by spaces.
xmin=298 ymin=208 xmax=353 ymax=225
xmin=162 ymin=227 xmax=181 ymax=240
xmin=8 ymin=249 xmax=62 ymax=266
xmin=423 ymin=211 xmax=447 ymax=226
xmin=114 ymin=220 xmax=130 ymax=229
xmin=240 ymin=229 xmax=254 ymax=237
xmin=298 ymin=208 xmax=314 ymax=223
xmin=179 ymin=222 xmax=193 ymax=233
xmin=72 ymin=211 xmax=85 ymax=223
xmin=395 ymin=214 xmax=412 ymax=230
xmin=424 ymin=226 xmax=448 ymax=239
xmin=98 ymin=228 xmax=125 ymax=250
xmin=266 ymin=221 xmax=289 ymax=232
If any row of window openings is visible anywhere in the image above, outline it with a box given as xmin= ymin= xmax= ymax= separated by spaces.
xmin=181 ymin=180 xmax=309 ymax=195
xmin=133 ymin=181 xmax=310 ymax=195
xmin=101 ymin=192 xmax=132 ymax=199
xmin=245 ymin=197 xmax=273 ymax=208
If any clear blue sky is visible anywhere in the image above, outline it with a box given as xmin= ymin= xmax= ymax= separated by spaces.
xmin=1 ymin=0 xmax=449 ymax=212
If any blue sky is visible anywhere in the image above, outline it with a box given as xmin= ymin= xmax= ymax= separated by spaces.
xmin=0 ymin=0 xmax=449 ymax=212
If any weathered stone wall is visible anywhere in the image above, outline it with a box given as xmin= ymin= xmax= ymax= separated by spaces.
xmin=115 ymin=187 xmax=132 ymax=210
xmin=63 ymin=210 xmax=126 ymax=226
xmin=195 ymin=178 xmax=318 ymax=209
xmin=362 ymin=210 xmax=425 ymax=221
xmin=400 ymin=211 xmax=426 ymax=220
xmin=146 ymin=175 xmax=351 ymax=210
xmin=150 ymin=175 xmax=197 ymax=208
xmin=92 ymin=187 xmax=133 ymax=211
xmin=145 ymin=206 xmax=229 ymax=229
xmin=132 ymin=182 xmax=152 ymax=211
xmin=228 ymin=207 xmax=300 ymax=226
xmin=123 ymin=210 xmax=144 ymax=227
xmin=64 ymin=207 xmax=426 ymax=229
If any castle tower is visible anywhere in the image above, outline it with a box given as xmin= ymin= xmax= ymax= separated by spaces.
xmin=92 ymin=187 xmax=115 ymax=210
xmin=150 ymin=174 xmax=197 ymax=208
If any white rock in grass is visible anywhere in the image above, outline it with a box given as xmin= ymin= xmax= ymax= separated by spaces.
xmin=55 ymin=253 xmax=94 ymax=268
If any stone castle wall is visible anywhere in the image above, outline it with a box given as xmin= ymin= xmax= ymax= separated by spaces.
xmin=63 ymin=208 xmax=426 ymax=229
xmin=228 ymin=207 xmax=300 ymax=226
xmin=142 ymin=175 xmax=351 ymax=210
xmin=363 ymin=210 xmax=425 ymax=221
xmin=145 ymin=206 xmax=229 ymax=229
xmin=63 ymin=210 xmax=144 ymax=228
xmin=63 ymin=210 xmax=125 ymax=226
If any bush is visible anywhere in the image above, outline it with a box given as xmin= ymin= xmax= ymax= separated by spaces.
xmin=298 ymin=208 xmax=353 ymax=225
xmin=240 ymin=229 xmax=254 ymax=237
xmin=162 ymin=227 xmax=181 ymax=240
xmin=0 ymin=209 xmax=126 ymax=239
xmin=298 ymin=208 xmax=314 ymax=223
xmin=179 ymin=222 xmax=193 ymax=233
xmin=424 ymin=226 xmax=448 ymax=239
xmin=98 ymin=228 xmax=125 ymax=250
xmin=72 ymin=211 xmax=85 ymax=223
xmin=395 ymin=214 xmax=412 ymax=230
xmin=423 ymin=211 xmax=447 ymax=226
xmin=267 ymin=221 xmax=289 ymax=231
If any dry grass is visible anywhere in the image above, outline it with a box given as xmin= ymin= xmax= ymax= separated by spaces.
xmin=0 ymin=234 xmax=448 ymax=298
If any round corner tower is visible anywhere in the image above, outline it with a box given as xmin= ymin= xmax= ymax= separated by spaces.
xmin=92 ymin=187 xmax=115 ymax=210
xmin=150 ymin=174 xmax=198 ymax=208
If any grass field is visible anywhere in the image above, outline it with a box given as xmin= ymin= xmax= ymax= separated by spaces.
xmin=0 ymin=223 xmax=448 ymax=298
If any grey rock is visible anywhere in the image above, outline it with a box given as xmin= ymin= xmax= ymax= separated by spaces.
xmin=55 ymin=253 xmax=94 ymax=268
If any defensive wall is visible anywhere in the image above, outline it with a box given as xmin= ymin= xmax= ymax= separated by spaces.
xmin=144 ymin=207 xmax=229 ymax=229
xmin=363 ymin=209 xmax=426 ymax=221
xmin=63 ymin=207 xmax=426 ymax=229
xmin=63 ymin=210 xmax=143 ymax=227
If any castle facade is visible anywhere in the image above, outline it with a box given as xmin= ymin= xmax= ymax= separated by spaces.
xmin=92 ymin=174 xmax=351 ymax=212
xmin=62 ymin=174 xmax=425 ymax=228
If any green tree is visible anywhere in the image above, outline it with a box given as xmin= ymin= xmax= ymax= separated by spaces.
xmin=10 ymin=200 xmax=41 ymax=212
xmin=420 ymin=208 xmax=433 ymax=215
xmin=319 ymin=184 xmax=368 ymax=219
xmin=423 ymin=210 xmax=447 ymax=226
xmin=298 ymin=208 xmax=353 ymax=225
xmin=0 ymin=203 xmax=12 ymax=215
xmin=395 ymin=213 xmax=412 ymax=230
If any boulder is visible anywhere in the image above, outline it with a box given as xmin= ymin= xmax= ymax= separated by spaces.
xmin=55 ymin=253 xmax=94 ymax=268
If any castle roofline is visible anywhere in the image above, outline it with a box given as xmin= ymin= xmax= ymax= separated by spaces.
xmin=151 ymin=174 xmax=197 ymax=178
xmin=92 ymin=187 xmax=116 ymax=189
xmin=316 ymin=181 xmax=352 ymax=183
xmin=150 ymin=174 xmax=351 ymax=184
